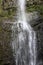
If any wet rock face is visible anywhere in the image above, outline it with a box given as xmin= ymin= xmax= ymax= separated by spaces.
xmin=36 ymin=22 xmax=43 ymax=62
xmin=31 ymin=19 xmax=43 ymax=64
xmin=0 ymin=12 xmax=43 ymax=65
xmin=0 ymin=23 xmax=15 ymax=65
xmin=27 ymin=12 xmax=43 ymax=64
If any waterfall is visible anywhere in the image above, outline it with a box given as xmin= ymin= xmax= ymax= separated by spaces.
xmin=12 ymin=0 xmax=37 ymax=65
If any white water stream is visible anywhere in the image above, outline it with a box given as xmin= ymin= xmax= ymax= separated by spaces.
xmin=12 ymin=0 xmax=37 ymax=65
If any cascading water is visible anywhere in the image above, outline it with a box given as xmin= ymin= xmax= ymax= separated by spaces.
xmin=12 ymin=0 xmax=37 ymax=65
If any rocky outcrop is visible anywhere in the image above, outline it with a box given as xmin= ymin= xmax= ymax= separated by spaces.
xmin=0 ymin=23 xmax=16 ymax=65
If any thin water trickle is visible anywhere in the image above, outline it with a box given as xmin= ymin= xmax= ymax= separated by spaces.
xmin=12 ymin=0 xmax=37 ymax=65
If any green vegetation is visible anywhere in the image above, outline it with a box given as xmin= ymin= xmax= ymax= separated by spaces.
xmin=26 ymin=4 xmax=43 ymax=17
xmin=0 ymin=7 xmax=16 ymax=20
xmin=0 ymin=0 xmax=16 ymax=20
xmin=0 ymin=0 xmax=43 ymax=20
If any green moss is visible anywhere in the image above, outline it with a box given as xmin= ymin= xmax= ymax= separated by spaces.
xmin=0 ymin=27 xmax=2 ymax=31
xmin=0 ymin=0 xmax=16 ymax=20
xmin=26 ymin=4 xmax=43 ymax=18
xmin=0 ymin=0 xmax=2 ymax=3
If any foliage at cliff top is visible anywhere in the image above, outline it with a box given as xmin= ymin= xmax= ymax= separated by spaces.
xmin=0 ymin=0 xmax=16 ymax=20
xmin=0 ymin=0 xmax=43 ymax=20
xmin=26 ymin=4 xmax=43 ymax=17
